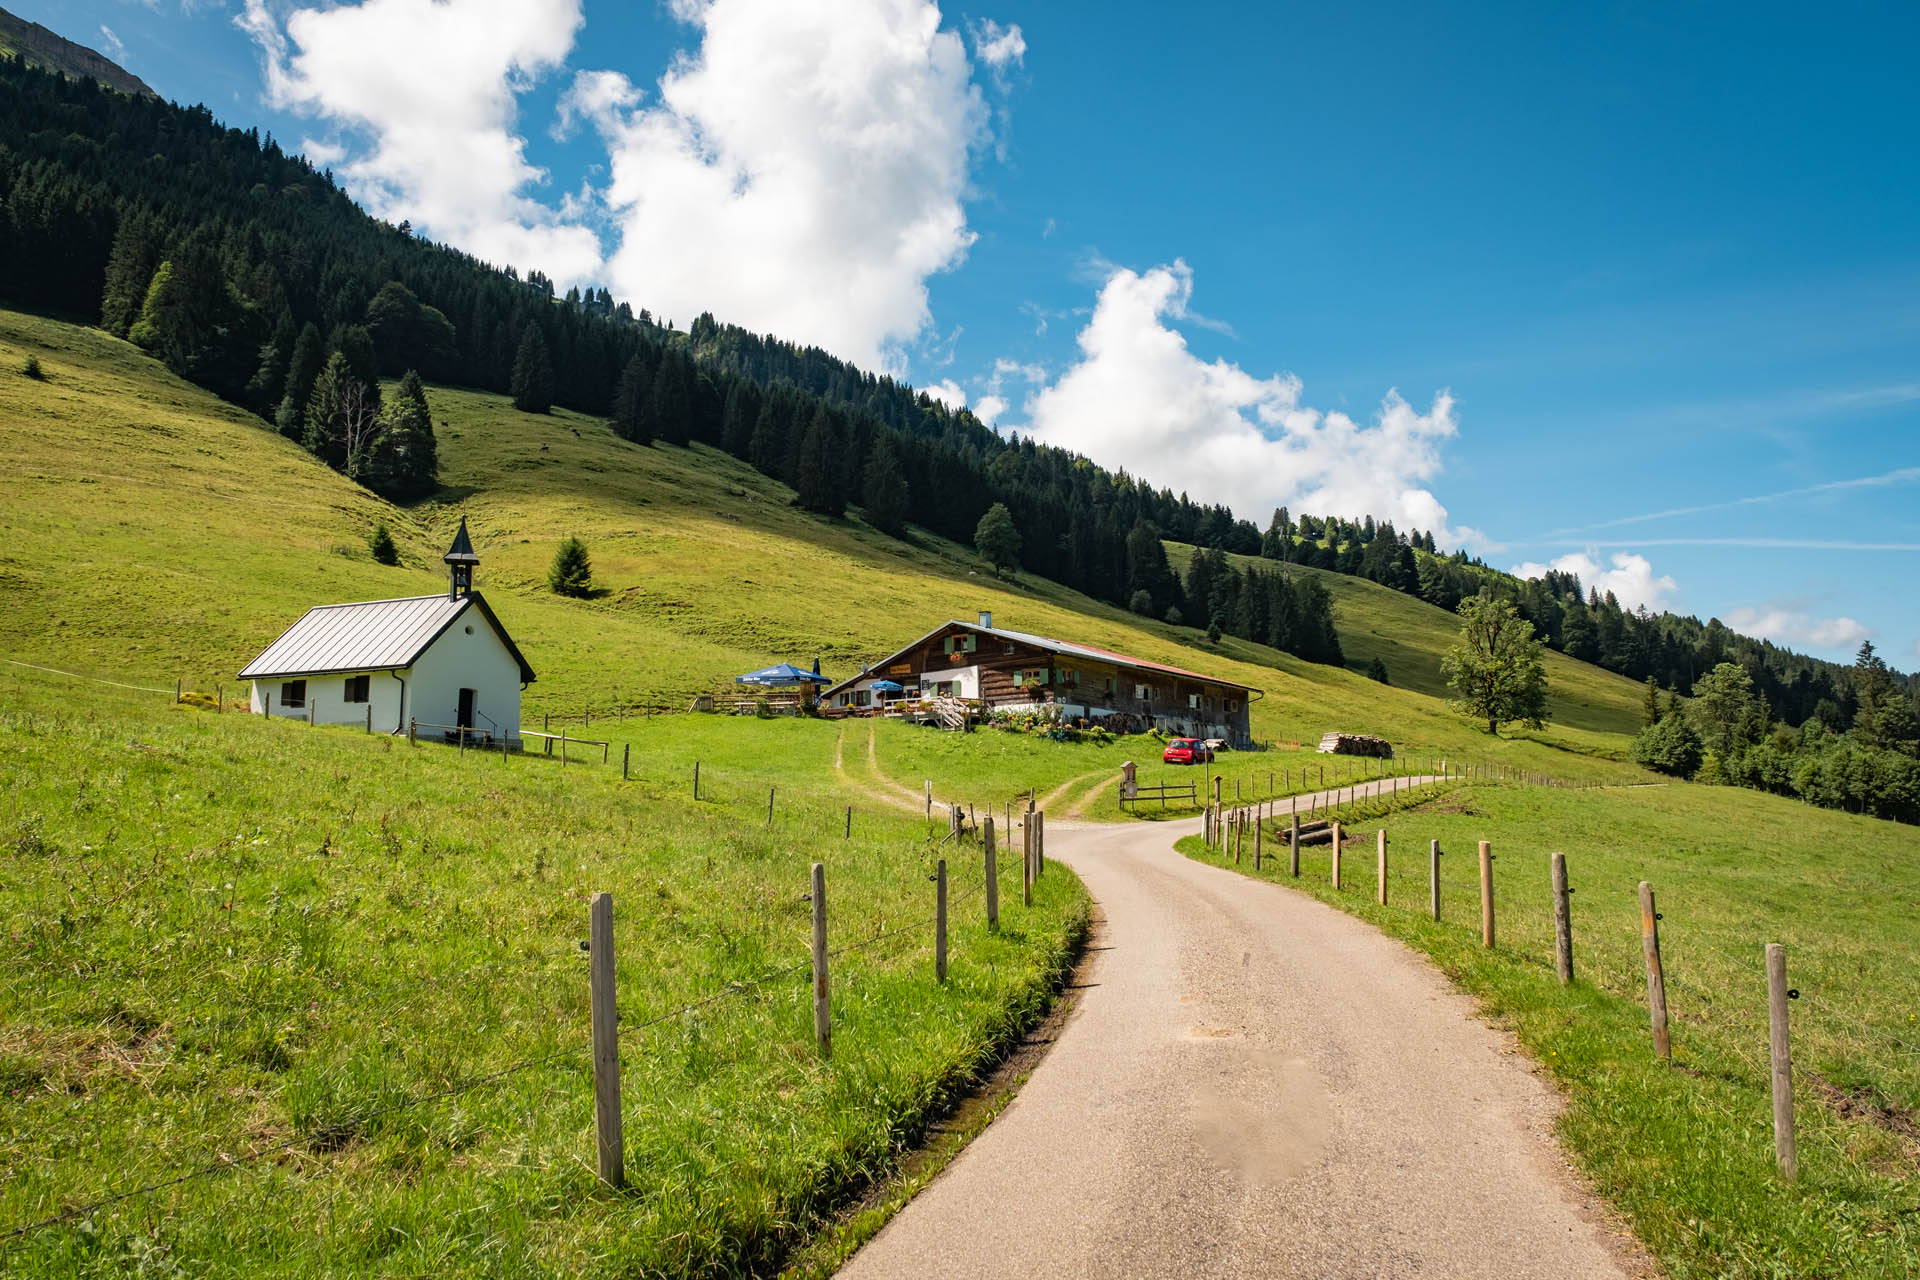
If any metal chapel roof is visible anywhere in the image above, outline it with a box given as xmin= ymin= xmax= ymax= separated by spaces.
xmin=237 ymin=592 xmax=535 ymax=683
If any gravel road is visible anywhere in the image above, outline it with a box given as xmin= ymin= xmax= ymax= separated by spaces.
xmin=839 ymin=801 xmax=1647 ymax=1279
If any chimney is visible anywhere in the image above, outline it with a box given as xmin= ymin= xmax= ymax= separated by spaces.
xmin=979 ymin=610 xmax=993 ymax=629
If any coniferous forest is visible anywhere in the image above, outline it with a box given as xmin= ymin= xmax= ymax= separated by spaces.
xmin=2 ymin=53 xmax=1913 ymax=783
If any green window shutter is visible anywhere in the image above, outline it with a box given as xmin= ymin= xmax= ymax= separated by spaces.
xmin=964 ymin=634 xmax=977 ymax=653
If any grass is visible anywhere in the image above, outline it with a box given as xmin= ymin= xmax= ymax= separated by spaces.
xmin=1179 ymin=779 xmax=1920 ymax=1280
xmin=0 ymin=307 xmax=1648 ymax=790
xmin=0 ymin=666 xmax=1087 ymax=1276
xmin=11 ymin=304 xmax=1907 ymax=1274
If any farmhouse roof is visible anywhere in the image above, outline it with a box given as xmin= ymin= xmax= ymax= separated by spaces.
xmin=237 ymin=592 xmax=535 ymax=683
xmin=822 ymin=619 xmax=1259 ymax=698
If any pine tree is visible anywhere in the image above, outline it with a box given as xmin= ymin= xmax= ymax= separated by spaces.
xmin=99 ymin=210 xmax=165 ymax=337
xmin=365 ymin=370 xmax=438 ymax=501
xmin=547 ymin=536 xmax=592 ymax=597
xmin=793 ymin=408 xmax=843 ymax=516
xmin=1641 ymin=676 xmax=1662 ymax=728
xmin=610 ymin=352 xmax=651 ymax=445
xmin=649 ymin=355 xmax=692 ymax=446
xmin=860 ymin=432 xmax=910 ymax=535
xmin=367 ymin=522 xmax=400 ymax=565
xmin=1366 ymin=658 xmax=1390 ymax=684
xmin=275 ymin=323 xmax=325 ymax=440
xmin=511 ymin=326 xmax=554 ymax=413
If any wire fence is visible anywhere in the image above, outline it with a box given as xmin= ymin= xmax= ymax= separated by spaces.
xmin=0 ymin=789 xmax=1044 ymax=1247
xmin=1198 ymin=790 xmax=1920 ymax=1172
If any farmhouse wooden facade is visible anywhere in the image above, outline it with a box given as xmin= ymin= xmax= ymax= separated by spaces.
xmin=824 ymin=612 xmax=1260 ymax=746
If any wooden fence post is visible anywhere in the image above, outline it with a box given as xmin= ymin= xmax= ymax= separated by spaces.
xmin=1551 ymin=851 xmax=1574 ymax=985
xmin=984 ymin=816 xmax=999 ymax=930
xmin=365 ymin=705 xmax=372 ymax=734
xmin=1234 ymin=809 xmax=1243 ymax=865
xmin=810 ymin=863 xmax=830 ymax=1058
xmin=1290 ymin=802 xmax=1301 ymax=877
xmin=1254 ymin=809 xmax=1263 ymax=870
xmin=1478 ymin=840 xmax=1495 ymax=948
xmin=408 ymin=718 xmax=416 ymax=746
xmin=1376 ymin=830 xmax=1388 ymax=905
xmin=622 ymin=743 xmax=630 ymax=781
xmin=767 ymin=787 xmax=776 ymax=825
xmin=1035 ymin=811 xmax=1045 ymax=875
xmin=925 ymin=779 xmax=932 ymax=817
xmin=1767 ymin=943 xmax=1796 ymax=1181
xmin=175 ymin=678 xmax=182 ymax=705
xmin=1331 ymin=821 xmax=1343 ymax=890
xmin=1023 ymin=817 xmax=1033 ymax=908
xmin=1429 ymin=840 xmax=1441 ymax=920
xmin=589 ymin=891 xmax=624 ymax=1188
xmin=935 ymin=859 xmax=948 ymax=983
xmin=309 ymin=699 xmax=316 ymax=727
xmin=560 ymin=734 xmax=568 ymax=767
xmin=845 ymin=806 xmax=853 ymax=839
xmin=1639 ymin=881 xmax=1670 ymax=1061
xmin=693 ymin=761 xmax=700 ymax=800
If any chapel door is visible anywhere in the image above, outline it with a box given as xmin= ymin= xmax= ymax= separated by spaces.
xmin=457 ymin=688 xmax=476 ymax=729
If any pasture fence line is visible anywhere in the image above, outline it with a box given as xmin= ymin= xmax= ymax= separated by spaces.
xmin=1197 ymin=809 xmax=1918 ymax=1190
xmin=3 ymin=798 xmax=1057 ymax=1229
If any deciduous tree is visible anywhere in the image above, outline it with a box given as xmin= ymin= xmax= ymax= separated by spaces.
xmin=1442 ymin=595 xmax=1550 ymax=735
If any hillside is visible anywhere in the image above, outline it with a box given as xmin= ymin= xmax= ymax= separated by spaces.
xmin=0 ymin=6 xmax=153 ymax=97
xmin=1165 ymin=542 xmax=1647 ymax=737
xmin=0 ymin=308 xmax=1651 ymax=782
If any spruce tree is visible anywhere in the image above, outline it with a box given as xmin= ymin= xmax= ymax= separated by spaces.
xmin=510 ymin=326 xmax=554 ymax=413
xmin=649 ymin=356 xmax=691 ymax=446
xmin=547 ymin=536 xmax=592 ymax=597
xmin=99 ymin=211 xmax=165 ymax=338
xmin=275 ymin=322 xmax=325 ymax=439
xmin=365 ymin=370 xmax=438 ymax=501
xmin=367 ymin=522 xmax=400 ymax=565
xmin=610 ymin=351 xmax=651 ymax=444
xmin=793 ymin=409 xmax=843 ymax=516
xmin=1641 ymin=676 xmax=1662 ymax=728
xmin=860 ymin=432 xmax=910 ymax=535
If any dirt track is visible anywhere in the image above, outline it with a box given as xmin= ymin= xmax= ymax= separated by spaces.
xmin=838 ymin=806 xmax=1649 ymax=1279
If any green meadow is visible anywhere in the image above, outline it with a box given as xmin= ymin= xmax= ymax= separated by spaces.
xmin=0 ymin=665 xmax=1085 ymax=1277
xmin=5 ymin=306 xmax=1915 ymax=1277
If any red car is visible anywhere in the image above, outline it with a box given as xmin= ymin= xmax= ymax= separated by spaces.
xmin=1162 ymin=738 xmax=1213 ymax=765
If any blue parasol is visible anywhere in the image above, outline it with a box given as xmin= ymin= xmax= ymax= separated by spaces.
xmin=735 ymin=663 xmax=831 ymax=686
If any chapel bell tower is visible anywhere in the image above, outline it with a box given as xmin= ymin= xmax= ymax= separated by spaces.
xmin=444 ymin=516 xmax=479 ymax=599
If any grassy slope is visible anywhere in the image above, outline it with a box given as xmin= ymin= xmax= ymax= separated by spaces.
xmin=0 ymin=663 xmax=1088 ymax=1276
xmin=1181 ymin=782 xmax=1920 ymax=1279
xmin=1163 ymin=540 xmax=1648 ymax=738
xmin=0 ymin=309 xmax=1651 ymax=795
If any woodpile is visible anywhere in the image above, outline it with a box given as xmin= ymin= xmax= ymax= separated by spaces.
xmin=1318 ymin=731 xmax=1394 ymax=758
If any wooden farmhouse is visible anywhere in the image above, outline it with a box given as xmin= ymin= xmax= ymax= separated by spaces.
xmin=824 ymin=611 xmax=1260 ymax=746
xmin=238 ymin=519 xmax=535 ymax=746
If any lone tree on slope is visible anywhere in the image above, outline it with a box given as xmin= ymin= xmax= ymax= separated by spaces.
xmin=548 ymin=536 xmax=593 ymax=597
xmin=974 ymin=502 xmax=1022 ymax=574
xmin=1441 ymin=595 xmax=1550 ymax=735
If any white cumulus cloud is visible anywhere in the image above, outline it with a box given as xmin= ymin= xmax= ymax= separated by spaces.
xmin=971 ymin=18 xmax=1025 ymax=69
xmin=1509 ymin=551 xmax=1679 ymax=614
xmin=576 ymin=0 xmax=996 ymax=372
xmin=920 ymin=379 xmax=967 ymax=410
xmin=1722 ymin=605 xmax=1871 ymax=653
xmin=238 ymin=0 xmax=603 ymax=284
xmin=1018 ymin=261 xmax=1483 ymax=547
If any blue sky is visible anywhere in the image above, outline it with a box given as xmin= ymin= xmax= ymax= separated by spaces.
xmin=28 ymin=0 xmax=1920 ymax=669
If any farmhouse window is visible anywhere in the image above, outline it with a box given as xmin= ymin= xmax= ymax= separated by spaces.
xmin=852 ymin=690 xmax=871 ymax=707
xmin=1102 ymin=676 xmax=1116 ymax=695
xmin=343 ymin=675 xmax=370 ymax=704
xmin=1057 ymin=668 xmax=1078 ymax=686
xmin=1188 ymin=693 xmax=1201 ymax=709
xmin=936 ymin=681 xmax=956 ymax=697
xmin=941 ymin=634 xmax=978 ymax=655
xmin=1134 ymin=683 xmax=1149 ymax=700
xmin=1012 ymin=668 xmax=1049 ymax=688
xmin=279 ymin=680 xmax=306 ymax=708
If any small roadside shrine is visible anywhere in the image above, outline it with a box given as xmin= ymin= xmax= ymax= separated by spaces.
xmin=238 ymin=518 xmax=536 ymax=746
